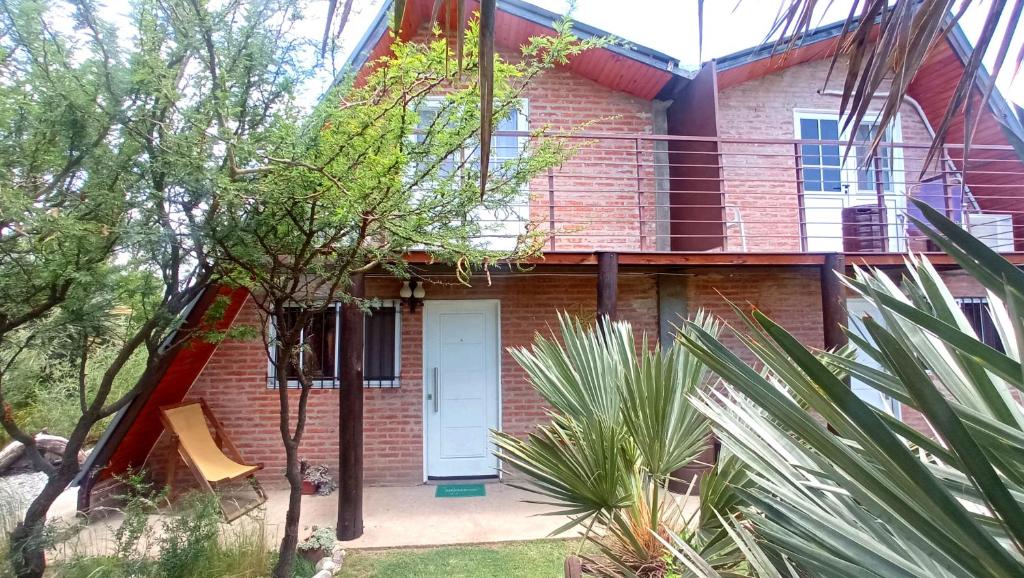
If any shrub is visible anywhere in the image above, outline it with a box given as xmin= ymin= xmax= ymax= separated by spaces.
xmin=153 ymin=493 xmax=221 ymax=578
xmin=298 ymin=526 xmax=336 ymax=555
xmin=47 ymin=478 xmax=273 ymax=577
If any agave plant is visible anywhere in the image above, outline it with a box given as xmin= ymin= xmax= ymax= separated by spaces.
xmin=675 ymin=200 xmax=1024 ymax=577
xmin=492 ymin=312 xmax=754 ymax=576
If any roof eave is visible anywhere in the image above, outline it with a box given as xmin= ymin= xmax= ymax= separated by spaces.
xmin=333 ymin=0 xmax=690 ymax=90
xmin=945 ymin=22 xmax=1024 ymax=149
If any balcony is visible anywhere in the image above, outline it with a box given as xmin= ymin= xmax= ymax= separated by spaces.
xmin=480 ymin=132 xmax=1024 ymax=258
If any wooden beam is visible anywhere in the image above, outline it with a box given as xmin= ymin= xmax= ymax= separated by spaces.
xmin=597 ymin=252 xmax=618 ymax=322
xmin=338 ymin=274 xmax=365 ymax=541
xmin=401 ymin=249 xmax=1024 ymax=269
xmin=820 ymin=253 xmax=848 ymax=350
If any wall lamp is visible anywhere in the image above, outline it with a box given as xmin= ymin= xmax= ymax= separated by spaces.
xmin=400 ymin=279 xmax=426 ymax=312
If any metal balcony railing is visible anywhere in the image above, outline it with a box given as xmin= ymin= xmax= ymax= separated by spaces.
xmin=472 ymin=132 xmax=1023 ymax=254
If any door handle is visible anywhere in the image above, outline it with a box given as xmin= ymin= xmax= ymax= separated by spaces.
xmin=432 ymin=367 xmax=439 ymax=413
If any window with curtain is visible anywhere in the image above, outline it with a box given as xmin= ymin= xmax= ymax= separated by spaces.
xmin=268 ymin=302 xmax=401 ymax=389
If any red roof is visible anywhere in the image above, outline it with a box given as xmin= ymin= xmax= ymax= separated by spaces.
xmin=350 ymin=0 xmax=686 ymax=100
xmin=89 ymin=286 xmax=250 ymax=483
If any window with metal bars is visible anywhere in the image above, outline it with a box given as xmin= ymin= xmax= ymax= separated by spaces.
xmin=268 ymin=301 xmax=401 ymax=389
xmin=956 ymin=297 xmax=1004 ymax=353
xmin=363 ymin=301 xmax=401 ymax=388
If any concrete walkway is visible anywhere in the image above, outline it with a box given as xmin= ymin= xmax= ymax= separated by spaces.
xmin=53 ymin=482 xmax=584 ymax=557
xmin=268 ymin=483 xmax=574 ymax=549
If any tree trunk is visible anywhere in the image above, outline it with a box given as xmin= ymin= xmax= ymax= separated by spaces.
xmin=9 ymin=469 xmax=75 ymax=578
xmin=272 ymin=443 xmax=304 ymax=578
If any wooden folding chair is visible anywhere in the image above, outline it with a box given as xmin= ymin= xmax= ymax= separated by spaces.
xmin=159 ymin=399 xmax=266 ymax=522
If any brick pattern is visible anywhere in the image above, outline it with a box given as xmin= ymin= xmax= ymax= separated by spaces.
xmin=717 ymin=55 xmax=941 ymax=252
xmin=399 ymin=27 xmax=659 ymax=253
xmin=688 ymin=267 xmax=825 ymax=357
xmin=520 ymin=69 xmax=657 ymax=251
xmin=145 ymin=266 xmax=830 ymax=487
xmin=148 ymin=273 xmax=659 ymax=486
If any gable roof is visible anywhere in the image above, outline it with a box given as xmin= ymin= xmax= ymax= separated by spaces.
xmin=340 ymin=0 xmax=692 ymax=99
xmin=75 ymin=286 xmax=250 ymax=489
xmin=713 ymin=15 xmax=1024 ymax=218
xmin=714 ymin=15 xmax=1024 ymax=144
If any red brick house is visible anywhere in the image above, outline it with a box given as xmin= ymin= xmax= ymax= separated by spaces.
xmin=78 ymin=0 xmax=1024 ymax=505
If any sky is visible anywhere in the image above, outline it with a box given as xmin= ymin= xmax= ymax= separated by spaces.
xmin=327 ymin=0 xmax=1024 ymax=106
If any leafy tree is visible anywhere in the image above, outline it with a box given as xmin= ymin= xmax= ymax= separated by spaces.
xmin=210 ymin=19 xmax=597 ymax=577
xmin=0 ymin=0 xmax=310 ymax=575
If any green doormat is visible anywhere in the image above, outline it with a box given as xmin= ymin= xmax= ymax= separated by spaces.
xmin=434 ymin=483 xmax=486 ymax=498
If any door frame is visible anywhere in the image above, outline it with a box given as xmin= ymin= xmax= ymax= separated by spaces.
xmin=421 ymin=299 xmax=502 ymax=481
xmin=793 ymin=109 xmax=906 ymax=252
xmin=846 ymin=297 xmax=902 ymax=418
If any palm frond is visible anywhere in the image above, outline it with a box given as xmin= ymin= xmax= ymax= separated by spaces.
xmin=675 ymin=203 xmax=1024 ymax=576
xmin=711 ymin=0 xmax=1024 ymax=171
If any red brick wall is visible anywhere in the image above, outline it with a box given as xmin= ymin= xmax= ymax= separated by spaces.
xmin=521 ymin=68 xmax=657 ymax=251
xmin=145 ymin=266 xmax=829 ymax=487
xmin=687 ymin=267 xmax=825 ymax=356
xmin=147 ymin=272 xmax=659 ymax=487
xmin=398 ymin=28 xmax=658 ymax=253
xmin=717 ymin=56 xmax=940 ymax=252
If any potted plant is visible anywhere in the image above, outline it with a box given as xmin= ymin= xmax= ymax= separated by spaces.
xmin=298 ymin=526 xmax=337 ymax=563
xmin=300 ymin=460 xmax=338 ymax=496
xmin=299 ymin=459 xmax=316 ymax=495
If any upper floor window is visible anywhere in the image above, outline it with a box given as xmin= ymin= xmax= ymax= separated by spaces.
xmin=412 ymin=98 xmax=530 ymax=250
xmin=854 ymin=122 xmax=894 ymax=192
xmin=269 ymin=301 xmax=401 ymax=389
xmin=798 ymin=116 xmax=842 ymax=193
xmin=412 ymin=98 xmax=528 ymax=180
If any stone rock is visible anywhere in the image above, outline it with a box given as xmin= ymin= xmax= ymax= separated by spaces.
xmin=315 ymin=557 xmax=338 ymax=573
xmin=331 ymin=545 xmax=346 ymax=565
xmin=312 ymin=570 xmax=332 ymax=578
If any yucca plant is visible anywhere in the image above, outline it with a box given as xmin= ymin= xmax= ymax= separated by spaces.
xmin=493 ymin=312 xmax=751 ymax=576
xmin=676 ymin=200 xmax=1024 ymax=577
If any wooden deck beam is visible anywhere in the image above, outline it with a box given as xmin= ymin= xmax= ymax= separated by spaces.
xmin=401 ymin=250 xmax=1024 ymax=269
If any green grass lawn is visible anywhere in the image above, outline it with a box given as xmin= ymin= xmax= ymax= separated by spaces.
xmin=338 ymin=539 xmax=580 ymax=578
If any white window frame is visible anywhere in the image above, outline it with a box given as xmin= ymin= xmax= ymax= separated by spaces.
xmin=793 ymin=110 xmax=907 ymax=252
xmin=410 ymin=97 xmax=531 ymax=250
xmin=267 ymin=301 xmax=402 ymax=389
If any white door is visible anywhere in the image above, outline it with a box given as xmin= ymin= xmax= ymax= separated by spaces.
xmin=423 ymin=300 xmax=500 ymax=478
xmin=847 ymin=298 xmax=901 ymax=416
xmin=848 ymin=121 xmax=906 ymax=252
xmin=796 ymin=113 xmax=904 ymax=251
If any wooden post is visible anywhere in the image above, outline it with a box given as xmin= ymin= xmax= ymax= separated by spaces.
xmin=820 ymin=253 xmax=848 ymax=351
xmin=338 ymin=274 xmax=365 ymax=541
xmin=597 ymin=252 xmax=618 ymax=324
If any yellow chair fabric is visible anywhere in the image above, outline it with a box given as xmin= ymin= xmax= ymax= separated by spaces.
xmin=162 ymin=403 xmax=258 ymax=483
